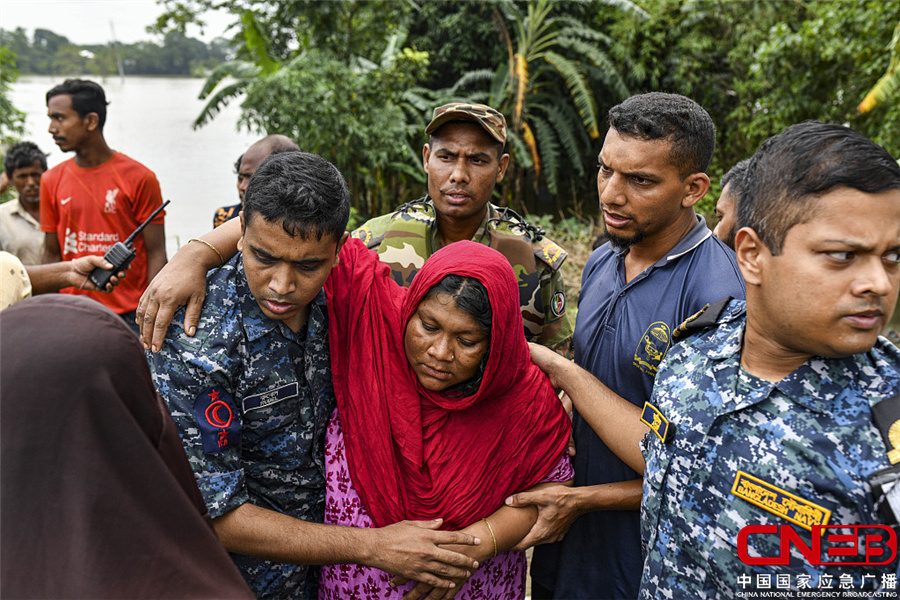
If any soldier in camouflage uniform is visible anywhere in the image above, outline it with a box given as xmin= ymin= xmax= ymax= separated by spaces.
xmin=519 ymin=121 xmax=900 ymax=597
xmin=148 ymin=152 xmax=479 ymax=598
xmin=353 ymin=102 xmax=572 ymax=347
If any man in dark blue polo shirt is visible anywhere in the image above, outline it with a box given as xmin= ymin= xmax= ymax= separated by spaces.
xmin=511 ymin=92 xmax=746 ymax=599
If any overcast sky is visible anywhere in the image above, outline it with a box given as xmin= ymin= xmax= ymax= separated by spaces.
xmin=0 ymin=0 xmax=233 ymax=44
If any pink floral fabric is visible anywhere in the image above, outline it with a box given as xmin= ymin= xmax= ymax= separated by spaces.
xmin=319 ymin=410 xmax=574 ymax=599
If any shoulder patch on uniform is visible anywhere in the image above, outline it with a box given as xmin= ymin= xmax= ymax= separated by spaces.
xmin=641 ymin=402 xmax=675 ymax=442
xmin=193 ymin=386 xmax=241 ymax=455
xmin=351 ymin=225 xmax=374 ymax=247
xmin=872 ymin=393 xmax=900 ymax=465
xmin=550 ymin=290 xmax=566 ymax=317
xmin=731 ymin=470 xmax=831 ymax=530
xmin=535 ymin=238 xmax=568 ymax=271
xmin=672 ymin=296 xmax=733 ymax=341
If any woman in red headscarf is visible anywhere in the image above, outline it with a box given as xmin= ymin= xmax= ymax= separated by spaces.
xmin=320 ymin=238 xmax=573 ymax=599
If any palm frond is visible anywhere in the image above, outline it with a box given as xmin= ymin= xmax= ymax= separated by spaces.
xmin=530 ymin=115 xmax=562 ymax=193
xmin=521 ymin=120 xmax=542 ymax=179
xmin=489 ymin=64 xmax=510 ymax=109
xmin=595 ymin=0 xmax=649 ymax=21
xmin=543 ymin=50 xmax=599 ymax=138
xmin=556 ymin=19 xmax=616 ymax=48
xmin=193 ymin=80 xmax=250 ymax=129
xmin=558 ymin=37 xmax=630 ymax=99
xmin=450 ymin=69 xmax=496 ymax=94
xmin=240 ymin=10 xmax=279 ymax=75
xmin=536 ymin=99 xmax=587 ymax=179
xmin=513 ymin=53 xmax=530 ymax=129
xmin=859 ymin=21 xmax=900 ymax=113
xmin=506 ymin=130 xmax=534 ymax=171
xmin=198 ymin=60 xmax=260 ymax=99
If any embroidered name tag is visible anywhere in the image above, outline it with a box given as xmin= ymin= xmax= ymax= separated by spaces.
xmin=731 ymin=470 xmax=831 ymax=531
xmin=193 ymin=387 xmax=241 ymax=455
xmin=641 ymin=401 xmax=674 ymax=443
xmin=242 ymin=382 xmax=298 ymax=413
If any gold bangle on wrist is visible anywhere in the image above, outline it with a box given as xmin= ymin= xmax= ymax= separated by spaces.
xmin=482 ymin=518 xmax=498 ymax=558
xmin=188 ymin=238 xmax=225 ymax=266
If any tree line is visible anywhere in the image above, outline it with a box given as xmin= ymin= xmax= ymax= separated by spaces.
xmin=0 ymin=27 xmax=229 ymax=78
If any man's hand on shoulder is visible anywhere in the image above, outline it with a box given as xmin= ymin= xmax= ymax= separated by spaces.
xmin=137 ymin=241 xmax=212 ymax=352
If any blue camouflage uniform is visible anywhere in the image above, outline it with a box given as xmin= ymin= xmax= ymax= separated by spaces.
xmin=148 ymin=254 xmax=335 ymax=599
xmin=532 ymin=216 xmax=746 ymax=598
xmin=641 ymin=299 xmax=900 ymax=598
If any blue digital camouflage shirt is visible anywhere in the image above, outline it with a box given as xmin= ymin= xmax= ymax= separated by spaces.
xmin=641 ymin=299 xmax=900 ymax=598
xmin=148 ymin=254 xmax=335 ymax=599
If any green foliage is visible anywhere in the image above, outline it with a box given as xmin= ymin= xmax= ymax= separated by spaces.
xmin=153 ymin=0 xmax=413 ymax=63
xmin=731 ymin=0 xmax=900 ymax=156
xmin=0 ymin=46 xmax=25 ymax=148
xmin=859 ymin=20 xmax=900 ymax=113
xmin=239 ymin=45 xmax=429 ymax=216
xmin=0 ymin=26 xmax=227 ymax=76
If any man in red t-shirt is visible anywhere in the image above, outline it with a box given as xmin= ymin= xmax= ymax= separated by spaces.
xmin=41 ymin=79 xmax=167 ymax=332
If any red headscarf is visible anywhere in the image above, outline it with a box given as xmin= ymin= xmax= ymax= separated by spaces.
xmin=326 ymin=239 xmax=570 ymax=529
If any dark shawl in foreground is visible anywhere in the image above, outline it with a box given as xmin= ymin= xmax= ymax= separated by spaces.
xmin=1 ymin=295 xmax=253 ymax=599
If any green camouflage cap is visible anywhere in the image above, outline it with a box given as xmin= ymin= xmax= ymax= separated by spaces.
xmin=425 ymin=103 xmax=507 ymax=145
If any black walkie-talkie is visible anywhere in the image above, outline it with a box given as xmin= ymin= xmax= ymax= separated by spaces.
xmin=89 ymin=200 xmax=171 ymax=289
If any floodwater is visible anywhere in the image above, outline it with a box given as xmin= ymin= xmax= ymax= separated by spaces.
xmin=10 ymin=75 xmax=258 ymax=257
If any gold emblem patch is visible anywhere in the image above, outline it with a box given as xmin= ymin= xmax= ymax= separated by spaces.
xmin=640 ymin=402 xmax=673 ymax=443
xmin=731 ymin=471 xmax=831 ymax=531
xmin=888 ymin=419 xmax=900 ymax=465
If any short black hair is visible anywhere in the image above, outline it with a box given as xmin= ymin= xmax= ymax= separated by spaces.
xmin=46 ymin=79 xmax=109 ymax=129
xmin=424 ymin=274 xmax=492 ymax=398
xmin=233 ymin=154 xmax=243 ymax=175
xmin=608 ymin=92 xmax=716 ymax=178
xmin=242 ymin=151 xmax=350 ymax=242
xmin=721 ymin=158 xmax=751 ymax=194
xmin=739 ymin=120 xmax=900 ymax=255
xmin=4 ymin=142 xmax=48 ymax=177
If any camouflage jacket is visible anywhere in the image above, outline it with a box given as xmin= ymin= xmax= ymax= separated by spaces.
xmin=351 ymin=198 xmax=572 ymax=346
xmin=640 ymin=300 xmax=900 ymax=598
xmin=147 ymin=254 xmax=335 ymax=599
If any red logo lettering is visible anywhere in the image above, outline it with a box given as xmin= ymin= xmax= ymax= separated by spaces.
xmin=737 ymin=524 xmax=897 ymax=566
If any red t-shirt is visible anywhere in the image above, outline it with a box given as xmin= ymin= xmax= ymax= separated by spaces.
xmin=40 ymin=152 xmax=165 ymax=314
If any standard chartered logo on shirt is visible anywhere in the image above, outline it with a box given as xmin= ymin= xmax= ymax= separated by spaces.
xmin=63 ymin=228 xmax=78 ymax=255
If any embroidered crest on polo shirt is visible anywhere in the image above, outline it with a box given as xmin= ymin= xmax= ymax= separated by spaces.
xmin=634 ymin=321 xmax=671 ymax=376
xmin=193 ymin=387 xmax=241 ymax=455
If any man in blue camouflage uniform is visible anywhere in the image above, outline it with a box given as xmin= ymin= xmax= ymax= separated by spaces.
xmin=523 ymin=121 xmax=900 ymax=597
xmin=352 ymin=102 xmax=572 ymax=347
xmin=149 ymin=151 xmax=480 ymax=598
